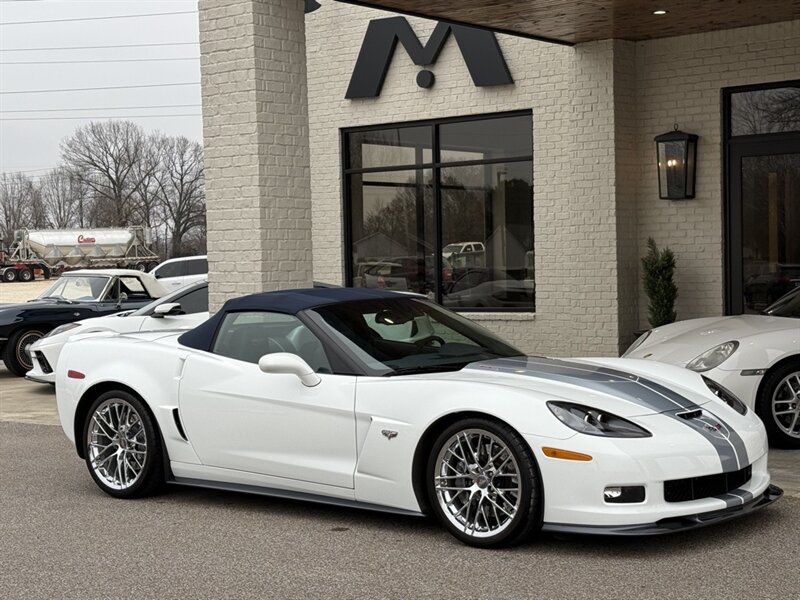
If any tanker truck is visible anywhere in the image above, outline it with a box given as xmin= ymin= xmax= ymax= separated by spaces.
xmin=0 ymin=226 xmax=159 ymax=282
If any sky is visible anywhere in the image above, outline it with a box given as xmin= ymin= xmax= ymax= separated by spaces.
xmin=0 ymin=0 xmax=203 ymax=178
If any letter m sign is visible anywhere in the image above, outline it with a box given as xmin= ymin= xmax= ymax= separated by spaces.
xmin=345 ymin=17 xmax=513 ymax=99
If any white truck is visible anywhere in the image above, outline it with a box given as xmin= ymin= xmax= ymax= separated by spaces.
xmin=0 ymin=226 xmax=159 ymax=282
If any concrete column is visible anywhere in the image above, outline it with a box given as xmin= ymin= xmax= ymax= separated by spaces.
xmin=200 ymin=0 xmax=313 ymax=311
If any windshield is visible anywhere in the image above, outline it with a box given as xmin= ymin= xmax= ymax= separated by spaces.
xmin=312 ymin=297 xmax=524 ymax=375
xmin=38 ymin=275 xmax=110 ymax=302
xmin=763 ymin=287 xmax=800 ymax=318
xmin=129 ymin=282 xmax=208 ymax=316
xmin=443 ymin=244 xmax=462 ymax=252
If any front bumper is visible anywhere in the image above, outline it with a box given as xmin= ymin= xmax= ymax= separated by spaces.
xmin=26 ymin=341 xmax=61 ymax=384
xmin=542 ymin=484 xmax=782 ymax=536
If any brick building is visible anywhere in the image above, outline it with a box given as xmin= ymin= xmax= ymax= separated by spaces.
xmin=199 ymin=0 xmax=800 ymax=356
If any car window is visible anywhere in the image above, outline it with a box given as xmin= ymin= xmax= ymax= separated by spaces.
xmin=154 ymin=261 xmax=184 ymax=279
xmin=175 ymin=286 xmax=209 ymax=314
xmin=40 ymin=275 xmax=110 ymax=301
xmin=212 ymin=311 xmax=331 ymax=373
xmin=184 ymin=258 xmax=208 ymax=277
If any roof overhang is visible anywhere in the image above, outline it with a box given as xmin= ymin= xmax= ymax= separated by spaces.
xmin=336 ymin=0 xmax=800 ymax=45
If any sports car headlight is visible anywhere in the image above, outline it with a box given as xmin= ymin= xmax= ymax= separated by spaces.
xmin=685 ymin=341 xmax=739 ymax=372
xmin=44 ymin=323 xmax=82 ymax=338
xmin=547 ymin=402 xmax=652 ymax=438
xmin=702 ymin=376 xmax=748 ymax=415
xmin=622 ymin=330 xmax=651 ymax=357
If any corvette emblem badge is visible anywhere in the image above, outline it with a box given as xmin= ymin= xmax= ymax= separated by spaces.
xmin=381 ymin=429 xmax=398 ymax=440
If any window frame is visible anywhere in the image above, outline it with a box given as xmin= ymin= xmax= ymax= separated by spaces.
xmin=342 ymin=109 xmax=534 ymax=313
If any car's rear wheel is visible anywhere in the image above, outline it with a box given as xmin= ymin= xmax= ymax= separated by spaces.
xmin=426 ymin=418 xmax=542 ymax=548
xmin=757 ymin=360 xmax=800 ymax=449
xmin=3 ymin=328 xmax=46 ymax=376
xmin=83 ymin=391 xmax=165 ymax=498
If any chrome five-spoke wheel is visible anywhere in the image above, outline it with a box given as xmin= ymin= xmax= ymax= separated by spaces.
xmin=83 ymin=390 xmax=165 ymax=498
xmin=758 ymin=360 xmax=800 ymax=449
xmin=771 ymin=371 xmax=800 ymax=441
xmin=427 ymin=419 xmax=541 ymax=547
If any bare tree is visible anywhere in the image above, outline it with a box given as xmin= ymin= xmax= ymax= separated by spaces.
xmin=39 ymin=167 xmax=84 ymax=228
xmin=61 ymin=120 xmax=158 ymax=227
xmin=0 ymin=172 xmax=37 ymax=246
xmin=156 ymin=136 xmax=205 ymax=257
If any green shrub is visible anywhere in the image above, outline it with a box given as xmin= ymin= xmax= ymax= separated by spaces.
xmin=642 ymin=238 xmax=677 ymax=328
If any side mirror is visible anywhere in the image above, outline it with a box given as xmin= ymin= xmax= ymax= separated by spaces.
xmin=258 ymin=352 xmax=321 ymax=387
xmin=152 ymin=303 xmax=182 ymax=318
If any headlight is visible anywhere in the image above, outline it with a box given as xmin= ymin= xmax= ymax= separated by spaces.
xmin=547 ymin=402 xmax=652 ymax=438
xmin=685 ymin=341 xmax=739 ymax=372
xmin=702 ymin=376 xmax=748 ymax=415
xmin=622 ymin=330 xmax=651 ymax=357
xmin=44 ymin=322 xmax=82 ymax=338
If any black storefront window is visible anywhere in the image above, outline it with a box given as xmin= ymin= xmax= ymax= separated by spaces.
xmin=344 ymin=111 xmax=534 ymax=312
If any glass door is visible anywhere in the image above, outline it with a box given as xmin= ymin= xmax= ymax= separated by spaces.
xmin=725 ymin=82 xmax=800 ymax=314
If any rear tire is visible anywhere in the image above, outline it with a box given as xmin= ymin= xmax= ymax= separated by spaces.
xmin=757 ymin=359 xmax=800 ymax=449
xmin=41 ymin=265 xmax=51 ymax=280
xmin=133 ymin=262 xmax=147 ymax=272
xmin=18 ymin=268 xmax=33 ymax=282
xmin=2 ymin=269 xmax=17 ymax=282
xmin=3 ymin=328 xmax=46 ymax=376
xmin=426 ymin=418 xmax=542 ymax=548
xmin=146 ymin=261 xmax=159 ymax=272
xmin=83 ymin=390 xmax=165 ymax=498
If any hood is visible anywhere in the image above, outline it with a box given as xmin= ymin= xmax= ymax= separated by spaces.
xmin=627 ymin=314 xmax=797 ymax=365
xmin=459 ymin=356 xmax=713 ymax=418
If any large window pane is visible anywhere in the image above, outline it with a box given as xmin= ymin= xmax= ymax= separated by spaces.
xmin=441 ymin=161 xmax=534 ymax=310
xmin=439 ymin=115 xmax=532 ymax=163
xmin=731 ymin=86 xmax=800 ymax=136
xmin=347 ymin=126 xmax=432 ymax=170
xmin=349 ymin=169 xmax=436 ymax=296
xmin=741 ymin=153 xmax=800 ymax=312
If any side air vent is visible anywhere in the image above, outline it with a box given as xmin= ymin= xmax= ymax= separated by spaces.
xmin=172 ymin=408 xmax=188 ymax=441
xmin=677 ymin=409 xmax=702 ymax=420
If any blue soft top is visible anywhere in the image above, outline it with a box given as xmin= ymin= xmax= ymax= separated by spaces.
xmin=178 ymin=287 xmax=404 ymax=351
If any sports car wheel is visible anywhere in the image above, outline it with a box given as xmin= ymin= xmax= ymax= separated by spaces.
xmin=758 ymin=360 xmax=800 ymax=449
xmin=83 ymin=391 xmax=165 ymax=498
xmin=427 ymin=418 xmax=542 ymax=548
xmin=3 ymin=328 xmax=46 ymax=376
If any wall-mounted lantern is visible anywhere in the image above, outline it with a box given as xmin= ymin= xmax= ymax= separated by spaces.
xmin=655 ymin=125 xmax=698 ymax=199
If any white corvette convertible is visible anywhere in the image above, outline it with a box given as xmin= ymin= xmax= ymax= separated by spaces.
xmin=624 ymin=287 xmax=800 ymax=448
xmin=56 ymin=288 xmax=781 ymax=547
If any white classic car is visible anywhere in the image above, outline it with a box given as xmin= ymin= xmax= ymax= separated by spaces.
xmin=624 ymin=287 xmax=800 ymax=448
xmin=27 ymin=280 xmax=209 ymax=384
xmin=55 ymin=288 xmax=780 ymax=547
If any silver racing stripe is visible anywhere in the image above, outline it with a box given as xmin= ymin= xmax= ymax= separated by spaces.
xmin=719 ymin=488 xmax=754 ymax=508
xmin=468 ymin=357 xmax=749 ymax=471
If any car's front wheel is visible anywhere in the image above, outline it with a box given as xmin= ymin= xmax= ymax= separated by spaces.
xmin=426 ymin=418 xmax=542 ymax=547
xmin=757 ymin=360 xmax=800 ymax=449
xmin=83 ymin=391 xmax=165 ymax=498
xmin=3 ymin=328 xmax=46 ymax=376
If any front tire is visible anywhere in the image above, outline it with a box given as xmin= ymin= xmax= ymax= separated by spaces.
xmin=83 ymin=391 xmax=165 ymax=498
xmin=757 ymin=360 xmax=800 ymax=448
xmin=3 ymin=328 xmax=46 ymax=376
xmin=426 ymin=418 xmax=542 ymax=548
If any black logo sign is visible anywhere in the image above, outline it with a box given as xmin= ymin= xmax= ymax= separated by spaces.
xmin=346 ymin=17 xmax=513 ymax=99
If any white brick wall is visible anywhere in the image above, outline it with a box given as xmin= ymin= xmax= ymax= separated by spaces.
xmin=634 ymin=21 xmax=800 ymax=325
xmin=200 ymin=0 xmax=312 ymax=311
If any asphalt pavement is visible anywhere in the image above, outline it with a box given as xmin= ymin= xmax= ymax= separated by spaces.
xmin=1 ymin=372 xmax=799 ymax=599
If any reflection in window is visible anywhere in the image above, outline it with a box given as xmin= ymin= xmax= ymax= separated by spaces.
xmin=345 ymin=113 xmax=534 ymax=311
xmin=731 ymin=86 xmax=800 ymax=136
